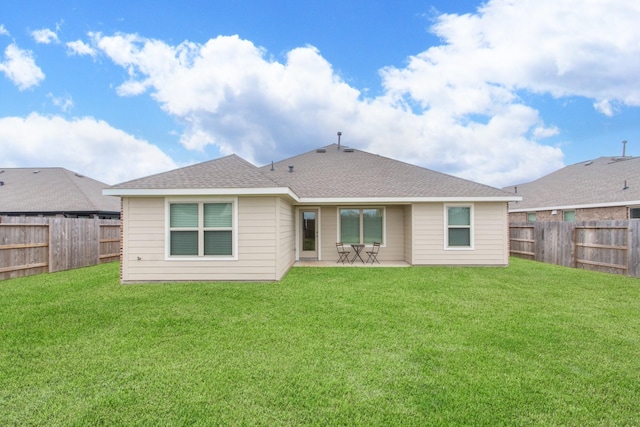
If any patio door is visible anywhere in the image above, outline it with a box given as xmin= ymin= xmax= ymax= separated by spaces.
xmin=300 ymin=209 xmax=318 ymax=259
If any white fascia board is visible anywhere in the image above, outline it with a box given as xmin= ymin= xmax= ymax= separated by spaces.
xmin=297 ymin=196 xmax=522 ymax=204
xmin=509 ymin=199 xmax=640 ymax=213
xmin=103 ymin=187 xmax=300 ymax=200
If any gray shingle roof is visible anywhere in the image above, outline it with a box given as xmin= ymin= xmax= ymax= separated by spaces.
xmin=259 ymin=144 xmax=512 ymax=198
xmin=107 ymin=145 xmax=516 ymax=200
xmin=505 ymin=156 xmax=640 ymax=211
xmin=110 ymin=154 xmax=281 ymax=189
xmin=0 ymin=168 xmax=120 ymax=214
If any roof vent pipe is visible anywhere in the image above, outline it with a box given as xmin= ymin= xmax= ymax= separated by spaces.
xmin=622 ymin=140 xmax=627 ymax=157
xmin=270 ymin=161 xmax=274 ymax=171
xmin=337 ymin=131 xmax=342 ymax=150
xmin=288 ymin=165 xmax=294 ymax=173
xmin=623 ymin=180 xmax=629 ymax=190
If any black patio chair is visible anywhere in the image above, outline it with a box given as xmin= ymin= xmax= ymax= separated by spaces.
xmin=336 ymin=242 xmax=351 ymax=264
xmin=366 ymin=242 xmax=381 ymax=264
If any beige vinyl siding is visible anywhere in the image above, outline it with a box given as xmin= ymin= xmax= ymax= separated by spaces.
xmin=121 ymin=196 xmax=286 ymax=282
xmin=412 ymin=202 xmax=509 ymax=266
xmin=404 ymin=204 xmax=413 ymax=264
xmin=275 ymin=198 xmax=295 ymax=280
xmin=383 ymin=205 xmax=404 ymax=261
xmin=319 ymin=205 xmax=405 ymax=262
xmin=319 ymin=206 xmax=337 ymax=261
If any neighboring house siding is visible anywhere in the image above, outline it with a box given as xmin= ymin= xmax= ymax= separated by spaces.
xmin=413 ymin=202 xmax=509 ymax=265
xmin=121 ymin=196 xmax=282 ymax=282
xmin=509 ymin=212 xmax=528 ymax=222
xmin=276 ymin=197 xmax=295 ymax=280
xmin=509 ymin=206 xmax=629 ymax=222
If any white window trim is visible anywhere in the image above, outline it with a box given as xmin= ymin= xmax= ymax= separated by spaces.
xmin=336 ymin=207 xmax=386 ymax=247
xmin=165 ymin=197 xmax=238 ymax=261
xmin=444 ymin=204 xmax=474 ymax=250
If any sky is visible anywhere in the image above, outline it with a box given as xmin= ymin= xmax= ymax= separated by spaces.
xmin=1 ymin=0 xmax=639 ymax=188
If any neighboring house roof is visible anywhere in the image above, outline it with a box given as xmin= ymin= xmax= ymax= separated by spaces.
xmin=0 ymin=167 xmax=120 ymax=216
xmin=106 ymin=144 xmax=519 ymax=202
xmin=505 ymin=156 xmax=640 ymax=212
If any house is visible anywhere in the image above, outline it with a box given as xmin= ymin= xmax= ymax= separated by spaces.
xmin=505 ymin=156 xmax=640 ymax=222
xmin=104 ymin=144 xmax=521 ymax=282
xmin=0 ymin=168 xmax=120 ymax=219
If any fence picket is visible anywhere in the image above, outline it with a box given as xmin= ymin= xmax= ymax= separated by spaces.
xmin=510 ymin=220 xmax=639 ymax=278
xmin=0 ymin=216 xmax=120 ymax=280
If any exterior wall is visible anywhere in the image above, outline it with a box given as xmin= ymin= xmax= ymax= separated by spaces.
xmin=413 ymin=202 xmax=509 ymax=266
xmin=404 ymin=205 xmax=413 ymax=264
xmin=319 ymin=206 xmax=337 ymax=261
xmin=275 ymin=198 xmax=295 ymax=280
xmin=318 ymin=205 xmax=406 ymax=262
xmin=509 ymin=212 xmax=528 ymax=222
xmin=509 ymin=206 xmax=629 ymax=222
xmin=121 ymin=195 xmax=288 ymax=282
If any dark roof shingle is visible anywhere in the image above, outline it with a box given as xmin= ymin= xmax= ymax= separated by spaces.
xmin=259 ymin=144 xmax=512 ymax=198
xmin=505 ymin=156 xmax=640 ymax=211
xmin=110 ymin=154 xmax=281 ymax=189
xmin=0 ymin=168 xmax=120 ymax=214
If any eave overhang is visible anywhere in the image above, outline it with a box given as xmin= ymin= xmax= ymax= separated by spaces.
xmin=104 ymin=187 xmax=521 ymax=205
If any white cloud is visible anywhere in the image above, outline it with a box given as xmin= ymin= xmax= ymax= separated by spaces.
xmin=383 ymin=0 xmax=640 ymax=110
xmin=0 ymin=113 xmax=178 ymax=184
xmin=66 ymin=40 xmax=97 ymax=57
xmin=0 ymin=44 xmax=45 ymax=90
xmin=84 ymin=0 xmax=640 ymax=187
xmin=31 ymin=28 xmax=59 ymax=44
xmin=0 ymin=25 xmax=9 ymax=36
xmin=47 ymin=93 xmax=74 ymax=112
xmin=593 ymin=99 xmax=616 ymax=117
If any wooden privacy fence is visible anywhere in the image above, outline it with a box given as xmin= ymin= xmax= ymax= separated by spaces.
xmin=510 ymin=220 xmax=640 ymax=277
xmin=0 ymin=216 xmax=120 ymax=280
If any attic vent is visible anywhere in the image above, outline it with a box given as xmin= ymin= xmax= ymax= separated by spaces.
xmin=288 ymin=165 xmax=294 ymax=173
xmin=316 ymin=148 xmax=326 ymax=153
xmin=584 ymin=161 xmax=593 ymax=166
xmin=343 ymin=148 xmax=354 ymax=153
xmin=0 ymin=181 xmax=4 ymax=186
xmin=33 ymin=170 xmax=40 ymax=174
xmin=75 ymin=173 xmax=84 ymax=178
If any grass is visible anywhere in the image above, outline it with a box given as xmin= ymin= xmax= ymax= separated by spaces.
xmin=1 ymin=259 xmax=639 ymax=426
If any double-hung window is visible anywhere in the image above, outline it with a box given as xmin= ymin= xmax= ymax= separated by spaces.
xmin=168 ymin=201 xmax=235 ymax=258
xmin=446 ymin=205 xmax=473 ymax=249
xmin=339 ymin=208 xmax=384 ymax=245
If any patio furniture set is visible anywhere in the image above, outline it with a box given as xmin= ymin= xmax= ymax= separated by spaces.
xmin=336 ymin=242 xmax=380 ymax=264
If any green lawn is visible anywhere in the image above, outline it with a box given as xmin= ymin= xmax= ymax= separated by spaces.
xmin=1 ymin=259 xmax=639 ymax=426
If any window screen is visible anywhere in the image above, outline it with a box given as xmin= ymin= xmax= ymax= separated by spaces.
xmin=447 ymin=206 xmax=471 ymax=248
xmin=169 ymin=202 xmax=233 ymax=257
